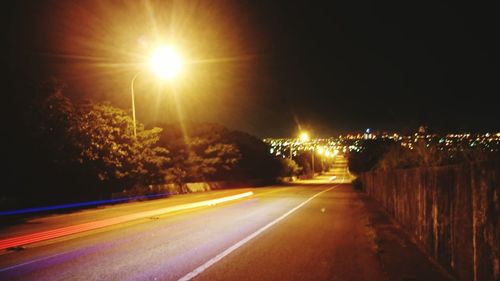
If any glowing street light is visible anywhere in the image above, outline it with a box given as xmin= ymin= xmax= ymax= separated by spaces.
xmin=130 ymin=46 xmax=184 ymax=138
xmin=289 ymin=131 xmax=315 ymax=175
xmin=149 ymin=46 xmax=183 ymax=80
xmin=317 ymin=147 xmax=325 ymax=155
xmin=300 ymin=132 xmax=310 ymax=142
xmin=290 ymin=131 xmax=310 ymax=159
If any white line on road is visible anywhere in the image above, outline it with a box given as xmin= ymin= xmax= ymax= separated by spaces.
xmin=178 ymin=185 xmax=338 ymax=281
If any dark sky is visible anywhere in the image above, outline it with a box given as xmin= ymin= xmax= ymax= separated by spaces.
xmin=3 ymin=1 xmax=498 ymax=138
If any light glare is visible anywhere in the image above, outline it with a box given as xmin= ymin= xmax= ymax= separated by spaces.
xmin=149 ymin=46 xmax=183 ymax=80
xmin=300 ymin=132 xmax=310 ymax=142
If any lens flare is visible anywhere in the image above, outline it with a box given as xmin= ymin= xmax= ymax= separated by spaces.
xmin=300 ymin=132 xmax=310 ymax=142
xmin=149 ymin=46 xmax=183 ymax=80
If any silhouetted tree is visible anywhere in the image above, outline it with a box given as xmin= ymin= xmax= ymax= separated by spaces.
xmin=279 ymin=158 xmax=302 ymax=177
xmin=157 ymin=123 xmax=241 ymax=183
xmin=3 ymin=83 xmax=171 ymax=208
xmin=74 ymin=102 xmax=170 ymax=196
xmin=347 ymin=140 xmax=395 ymax=175
xmin=157 ymin=123 xmax=282 ymax=184
xmin=225 ymin=130 xmax=282 ymax=183
xmin=11 ymin=81 xmax=85 ymax=205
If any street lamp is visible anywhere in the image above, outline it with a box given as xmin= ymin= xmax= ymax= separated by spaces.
xmin=149 ymin=46 xmax=183 ymax=81
xmin=290 ymin=131 xmax=310 ymax=159
xmin=300 ymin=132 xmax=310 ymax=142
xmin=317 ymin=147 xmax=325 ymax=173
xmin=299 ymin=132 xmax=314 ymax=174
xmin=130 ymin=46 xmax=183 ymax=139
xmin=290 ymin=131 xmax=315 ymax=176
xmin=311 ymin=146 xmax=315 ymax=176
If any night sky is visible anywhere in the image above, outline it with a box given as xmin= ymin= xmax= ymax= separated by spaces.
xmin=3 ymin=1 xmax=498 ymax=138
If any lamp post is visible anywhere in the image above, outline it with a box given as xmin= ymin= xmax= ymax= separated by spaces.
xmin=129 ymin=46 xmax=183 ymax=139
xmin=130 ymin=71 xmax=141 ymax=139
xmin=294 ymin=131 xmax=313 ymax=174
xmin=299 ymin=132 xmax=313 ymax=174
xmin=324 ymin=150 xmax=331 ymax=172
xmin=317 ymin=147 xmax=325 ymax=173
xmin=311 ymin=147 xmax=315 ymax=175
xmin=290 ymin=132 xmax=309 ymax=160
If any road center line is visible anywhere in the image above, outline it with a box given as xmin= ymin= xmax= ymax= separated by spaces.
xmin=178 ymin=185 xmax=337 ymax=281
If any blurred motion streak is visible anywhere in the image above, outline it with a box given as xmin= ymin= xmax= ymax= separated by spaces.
xmin=0 ymin=192 xmax=253 ymax=250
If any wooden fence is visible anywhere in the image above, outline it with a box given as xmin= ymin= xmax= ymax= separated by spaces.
xmin=360 ymin=161 xmax=499 ymax=281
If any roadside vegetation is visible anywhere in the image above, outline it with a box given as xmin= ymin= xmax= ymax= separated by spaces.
xmin=348 ymin=138 xmax=499 ymax=175
xmin=348 ymin=140 xmax=500 ymax=190
xmin=2 ymin=81 xmax=299 ymax=211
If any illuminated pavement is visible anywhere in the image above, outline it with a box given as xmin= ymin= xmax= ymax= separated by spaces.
xmin=0 ymin=189 xmax=256 ymax=241
xmin=0 ymin=192 xmax=254 ymax=251
xmin=0 ymin=157 xmax=450 ymax=281
xmin=294 ymin=155 xmax=355 ymax=185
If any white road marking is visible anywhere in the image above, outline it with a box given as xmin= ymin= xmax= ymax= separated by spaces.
xmin=178 ymin=185 xmax=337 ymax=281
xmin=0 ymin=251 xmax=69 ymax=273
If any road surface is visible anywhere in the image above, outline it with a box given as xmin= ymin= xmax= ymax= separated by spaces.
xmin=0 ymin=156 xmax=450 ymax=281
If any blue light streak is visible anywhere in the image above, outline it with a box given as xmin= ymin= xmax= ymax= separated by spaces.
xmin=0 ymin=193 xmax=171 ymax=216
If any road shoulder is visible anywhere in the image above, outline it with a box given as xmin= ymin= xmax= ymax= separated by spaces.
xmin=360 ymin=192 xmax=455 ymax=281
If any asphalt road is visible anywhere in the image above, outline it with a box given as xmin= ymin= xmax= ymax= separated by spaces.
xmin=0 ymin=157 xmax=450 ymax=281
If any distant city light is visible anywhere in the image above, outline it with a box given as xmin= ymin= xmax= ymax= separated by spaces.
xmin=263 ymin=130 xmax=499 ymax=158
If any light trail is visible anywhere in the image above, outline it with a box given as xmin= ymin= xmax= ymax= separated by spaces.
xmin=0 ymin=192 xmax=253 ymax=250
xmin=0 ymin=193 xmax=172 ymax=216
